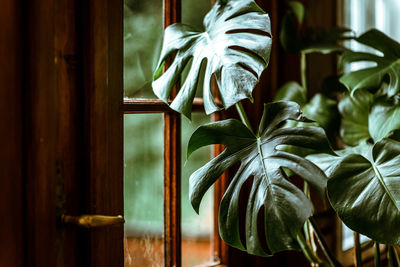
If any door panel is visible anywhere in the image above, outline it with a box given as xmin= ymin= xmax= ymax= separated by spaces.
xmin=82 ymin=0 xmax=124 ymax=266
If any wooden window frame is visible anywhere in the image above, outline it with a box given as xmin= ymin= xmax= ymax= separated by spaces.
xmin=122 ymin=1 xmax=229 ymax=267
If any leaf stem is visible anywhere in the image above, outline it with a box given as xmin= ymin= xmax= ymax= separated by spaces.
xmin=388 ymin=245 xmax=394 ymax=267
xmin=303 ymin=183 xmax=312 ymax=246
xmin=235 ymin=102 xmax=255 ymax=135
xmin=297 ymin=233 xmax=325 ymax=266
xmin=301 ymin=52 xmax=307 ymax=90
xmin=309 ymin=218 xmax=343 ymax=267
xmin=354 ymin=232 xmax=363 ymax=267
xmin=393 ymin=246 xmax=400 ymax=267
xmin=374 ymin=242 xmax=381 ymax=267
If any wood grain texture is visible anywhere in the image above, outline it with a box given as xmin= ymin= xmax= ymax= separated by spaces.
xmin=0 ymin=1 xmax=24 ymax=266
xmin=24 ymin=0 xmax=58 ymax=266
xmin=82 ymin=0 xmax=124 ymax=266
xmin=163 ymin=1 xmax=182 ymax=266
xmin=54 ymin=0 xmax=86 ymax=265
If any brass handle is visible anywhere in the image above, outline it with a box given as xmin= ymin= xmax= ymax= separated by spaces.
xmin=61 ymin=214 xmax=125 ymax=228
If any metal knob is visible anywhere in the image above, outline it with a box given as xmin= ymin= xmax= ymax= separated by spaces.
xmin=60 ymin=214 xmax=125 ymax=228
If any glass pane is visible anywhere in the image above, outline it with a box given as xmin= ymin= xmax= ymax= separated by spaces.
xmin=124 ymin=0 xmax=162 ymax=99
xmin=181 ymin=114 xmax=214 ymax=267
xmin=124 ymin=114 xmax=164 ymax=267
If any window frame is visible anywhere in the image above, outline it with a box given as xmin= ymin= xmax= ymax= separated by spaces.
xmin=122 ymin=0 xmax=229 ymax=266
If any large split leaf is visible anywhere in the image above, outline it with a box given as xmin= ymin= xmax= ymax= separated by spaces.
xmin=188 ymin=101 xmax=332 ymax=256
xmin=369 ymin=98 xmax=400 ymax=142
xmin=302 ymin=94 xmax=338 ymax=133
xmin=339 ymin=90 xmax=400 ymax=146
xmin=152 ymin=0 xmax=272 ymax=118
xmin=275 ymin=82 xmax=338 ymax=136
xmin=309 ymin=139 xmax=400 ymax=245
xmin=340 ymin=29 xmax=400 ymax=97
xmin=338 ymin=90 xmax=374 ymax=146
xmin=274 ymin=81 xmax=307 ymax=107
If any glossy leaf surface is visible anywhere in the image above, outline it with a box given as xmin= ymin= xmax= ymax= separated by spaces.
xmin=369 ymin=98 xmax=400 ymax=142
xmin=152 ymin=0 xmax=272 ymax=118
xmin=188 ymin=101 xmax=332 ymax=256
xmin=339 ymin=90 xmax=400 ymax=145
xmin=275 ymin=82 xmax=338 ymax=136
xmin=274 ymin=81 xmax=307 ymax=107
xmin=340 ymin=29 xmax=400 ymax=97
xmin=338 ymin=91 xmax=373 ymax=146
xmin=310 ymin=139 xmax=400 ymax=245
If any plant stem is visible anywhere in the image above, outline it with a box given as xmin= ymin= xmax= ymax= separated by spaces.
xmin=354 ymin=232 xmax=363 ymax=267
xmin=388 ymin=245 xmax=394 ymax=267
xmin=309 ymin=218 xmax=343 ymax=267
xmin=300 ymin=52 xmax=307 ymax=90
xmin=297 ymin=233 xmax=325 ymax=266
xmin=303 ymin=183 xmax=311 ymax=243
xmin=235 ymin=102 xmax=255 ymax=135
xmin=393 ymin=246 xmax=400 ymax=267
xmin=374 ymin=242 xmax=381 ymax=267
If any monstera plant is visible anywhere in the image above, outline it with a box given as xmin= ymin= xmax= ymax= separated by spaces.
xmin=150 ymin=0 xmax=400 ymax=266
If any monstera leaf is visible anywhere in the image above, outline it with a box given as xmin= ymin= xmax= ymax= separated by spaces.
xmin=340 ymin=29 xmax=400 ymax=97
xmin=152 ymin=0 xmax=272 ymax=118
xmin=309 ymin=139 xmax=400 ymax=245
xmin=275 ymin=82 xmax=338 ymax=135
xmin=339 ymin=90 xmax=374 ymax=146
xmin=188 ymin=101 xmax=333 ymax=256
xmin=339 ymin=90 xmax=400 ymax=146
xmin=274 ymin=81 xmax=307 ymax=106
xmin=369 ymin=98 xmax=400 ymax=142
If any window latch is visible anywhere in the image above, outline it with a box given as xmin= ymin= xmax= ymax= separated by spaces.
xmin=60 ymin=214 xmax=125 ymax=228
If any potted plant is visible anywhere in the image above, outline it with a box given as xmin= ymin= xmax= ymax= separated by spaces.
xmin=150 ymin=0 xmax=400 ymax=265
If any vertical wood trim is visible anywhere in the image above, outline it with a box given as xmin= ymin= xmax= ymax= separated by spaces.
xmin=164 ymin=1 xmax=182 ymax=266
xmin=164 ymin=0 xmax=182 ymax=267
xmin=212 ymin=132 xmax=230 ymax=265
xmin=83 ymin=0 xmax=123 ymax=266
xmin=0 ymin=1 xmax=24 ymax=266
xmin=54 ymin=0 xmax=85 ymax=265
xmin=164 ymin=112 xmax=182 ymax=267
xmin=24 ymin=0 xmax=58 ymax=266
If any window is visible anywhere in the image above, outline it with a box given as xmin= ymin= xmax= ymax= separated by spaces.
xmin=122 ymin=1 xmax=228 ymax=266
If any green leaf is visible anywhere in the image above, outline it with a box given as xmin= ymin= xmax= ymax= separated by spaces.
xmin=275 ymin=89 xmax=338 ymax=135
xmin=325 ymin=139 xmax=400 ymax=245
xmin=188 ymin=101 xmax=332 ymax=256
xmin=274 ymin=88 xmax=338 ymax=160
xmin=369 ymin=98 xmax=400 ymax=142
xmin=338 ymin=90 xmax=374 ymax=146
xmin=307 ymin=142 xmax=371 ymax=177
xmin=288 ymin=1 xmax=305 ymax=25
xmin=302 ymin=93 xmax=338 ymax=133
xmin=340 ymin=29 xmax=400 ymax=97
xmin=279 ymin=12 xmax=302 ymax=54
xmin=301 ymin=27 xmax=353 ymax=54
xmin=274 ymin=81 xmax=307 ymax=107
xmin=152 ymin=0 xmax=272 ymax=118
